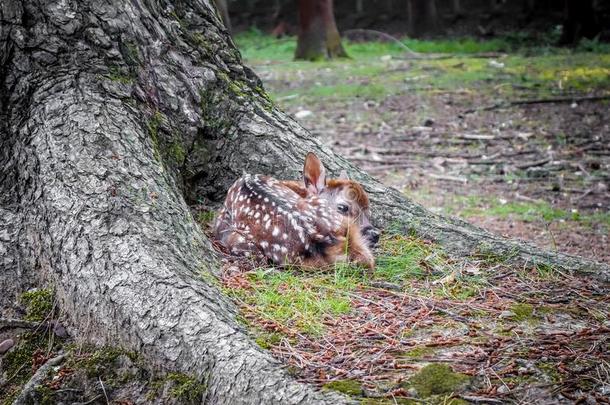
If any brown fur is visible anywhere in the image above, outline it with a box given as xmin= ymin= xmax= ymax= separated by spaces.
xmin=214 ymin=153 xmax=377 ymax=270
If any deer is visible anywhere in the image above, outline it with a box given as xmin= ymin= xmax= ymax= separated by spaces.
xmin=213 ymin=153 xmax=380 ymax=270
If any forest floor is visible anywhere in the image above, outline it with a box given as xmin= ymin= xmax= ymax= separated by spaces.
xmin=210 ymin=32 xmax=610 ymax=404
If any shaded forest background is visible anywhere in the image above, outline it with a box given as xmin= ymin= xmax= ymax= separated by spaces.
xmin=226 ymin=0 xmax=610 ymax=44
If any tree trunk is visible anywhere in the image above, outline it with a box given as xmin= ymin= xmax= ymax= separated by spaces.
xmin=213 ymin=0 xmax=232 ymax=35
xmin=558 ymin=0 xmax=601 ymax=45
xmin=407 ymin=0 xmax=441 ymax=37
xmin=0 ymin=0 xmax=608 ymax=403
xmin=294 ymin=0 xmax=348 ymax=60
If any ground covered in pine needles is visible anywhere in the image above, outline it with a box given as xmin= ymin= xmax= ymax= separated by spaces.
xmin=204 ymin=32 xmax=610 ymax=403
xmin=213 ymin=233 xmax=609 ymax=404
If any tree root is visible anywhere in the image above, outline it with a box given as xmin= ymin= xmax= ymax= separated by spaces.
xmin=12 ymin=353 xmax=66 ymax=405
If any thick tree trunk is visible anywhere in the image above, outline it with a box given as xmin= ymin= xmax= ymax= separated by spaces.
xmin=294 ymin=0 xmax=348 ymax=60
xmin=0 ymin=0 xmax=608 ymax=403
xmin=407 ymin=0 xmax=441 ymax=38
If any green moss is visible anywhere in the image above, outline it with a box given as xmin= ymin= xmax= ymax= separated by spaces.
xmin=254 ymin=331 xmax=284 ymax=349
xmin=71 ymin=346 xmax=137 ymax=379
xmin=147 ymin=373 xmax=206 ymax=403
xmin=166 ymin=373 xmax=206 ymax=403
xmin=510 ymin=303 xmax=534 ymax=322
xmin=168 ymin=141 xmax=186 ymax=164
xmin=322 ymin=379 xmax=363 ymax=396
xmin=108 ymin=66 xmax=134 ymax=84
xmin=2 ymin=332 xmax=48 ymax=385
xmin=21 ymin=288 xmax=54 ymax=322
xmin=537 ymin=362 xmax=561 ymax=383
xmin=147 ymin=111 xmax=163 ymax=162
xmin=407 ymin=364 xmax=470 ymax=397
xmin=403 ymin=346 xmax=436 ymax=359
xmin=362 ymin=399 xmax=417 ymax=405
xmin=35 ymin=385 xmax=55 ymax=405
xmin=473 ymin=244 xmax=519 ymax=266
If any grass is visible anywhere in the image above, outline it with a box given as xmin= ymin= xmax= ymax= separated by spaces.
xmin=374 ymin=234 xmax=446 ymax=281
xmin=227 ymin=267 xmax=359 ymax=335
xmin=435 ymin=193 xmax=609 ymax=229
xmin=235 ymin=30 xmax=610 ymax=107
xmin=236 ymin=29 xmax=610 ymax=63
xmin=224 ymin=234 xmax=489 ymax=337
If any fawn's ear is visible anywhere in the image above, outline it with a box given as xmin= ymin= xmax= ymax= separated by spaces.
xmin=339 ymin=170 xmax=350 ymax=180
xmin=303 ymin=152 xmax=326 ymax=194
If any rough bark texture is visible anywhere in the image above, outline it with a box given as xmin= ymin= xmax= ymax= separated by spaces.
xmin=294 ymin=0 xmax=348 ymax=60
xmin=0 ymin=0 xmax=608 ymax=404
xmin=0 ymin=1 xmax=347 ymax=403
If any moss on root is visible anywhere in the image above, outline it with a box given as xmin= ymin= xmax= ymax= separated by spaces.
xmin=147 ymin=372 xmax=206 ymax=403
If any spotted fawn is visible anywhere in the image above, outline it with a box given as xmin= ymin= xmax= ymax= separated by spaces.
xmin=214 ymin=153 xmax=379 ymax=269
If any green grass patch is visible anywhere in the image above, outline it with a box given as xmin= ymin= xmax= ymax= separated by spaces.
xmin=445 ymin=195 xmax=610 ymax=229
xmin=196 ymin=210 xmax=216 ymax=225
xmin=323 ymin=379 xmax=363 ymax=396
xmin=374 ymin=235 xmax=443 ymax=281
xmin=510 ymin=303 xmax=535 ymax=322
xmin=236 ymin=29 xmax=610 ymax=110
xmin=226 ymin=267 xmax=360 ymax=335
xmin=402 ymin=345 xmax=437 ymax=359
xmin=406 ymin=363 xmax=470 ymax=397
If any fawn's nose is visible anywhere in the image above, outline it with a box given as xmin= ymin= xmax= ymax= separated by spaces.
xmin=362 ymin=226 xmax=380 ymax=247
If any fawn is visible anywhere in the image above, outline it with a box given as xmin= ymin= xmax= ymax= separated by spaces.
xmin=214 ymin=153 xmax=380 ymax=269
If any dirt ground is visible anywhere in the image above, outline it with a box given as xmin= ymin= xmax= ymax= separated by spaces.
xmin=258 ymin=57 xmax=610 ymax=265
xmin=217 ymin=39 xmax=610 ymax=404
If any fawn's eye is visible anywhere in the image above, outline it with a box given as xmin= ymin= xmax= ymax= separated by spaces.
xmin=337 ymin=204 xmax=349 ymax=214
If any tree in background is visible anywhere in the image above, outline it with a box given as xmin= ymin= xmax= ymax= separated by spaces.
xmin=406 ymin=0 xmax=440 ymax=37
xmin=214 ymin=0 xmax=232 ymax=34
xmin=294 ymin=0 xmax=348 ymax=60
xmin=559 ymin=0 xmax=601 ymax=45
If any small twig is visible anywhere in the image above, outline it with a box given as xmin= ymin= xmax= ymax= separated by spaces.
xmin=428 ymin=173 xmax=468 ymax=183
xmin=514 ymin=158 xmax=550 ymax=170
xmin=460 ymin=395 xmax=505 ymax=404
xmin=99 ymin=377 xmax=110 ymax=404
xmin=463 ymin=94 xmax=610 ymax=114
xmin=342 ymin=29 xmax=418 ymax=57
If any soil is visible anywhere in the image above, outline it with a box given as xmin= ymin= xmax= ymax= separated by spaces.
xmin=272 ymin=73 xmax=610 ymax=265
xmin=212 ymin=48 xmax=610 ymax=403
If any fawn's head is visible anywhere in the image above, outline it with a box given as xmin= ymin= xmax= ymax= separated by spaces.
xmin=302 ymin=153 xmax=380 ymax=247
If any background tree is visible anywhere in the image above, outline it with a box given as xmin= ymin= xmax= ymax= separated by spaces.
xmin=294 ymin=0 xmax=348 ymax=60
xmin=1 ymin=0 xmax=608 ymax=403
xmin=406 ymin=0 xmax=440 ymax=37
xmin=559 ymin=0 xmax=601 ymax=45
xmin=214 ymin=0 xmax=233 ymax=34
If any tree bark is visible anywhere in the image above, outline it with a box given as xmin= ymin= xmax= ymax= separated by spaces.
xmin=0 ymin=0 xmax=608 ymax=403
xmin=294 ymin=0 xmax=348 ymax=60
xmin=407 ymin=0 xmax=441 ymax=38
